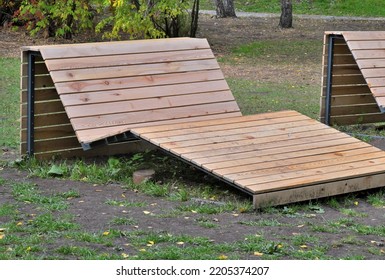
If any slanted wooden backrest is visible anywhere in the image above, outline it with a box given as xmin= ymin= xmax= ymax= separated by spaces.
xmin=320 ymin=31 xmax=385 ymax=125
xmin=36 ymin=38 xmax=241 ymax=145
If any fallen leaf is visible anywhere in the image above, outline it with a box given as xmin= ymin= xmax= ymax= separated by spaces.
xmin=134 ymin=226 xmax=139 ymax=229
xmin=16 ymin=222 xmax=23 ymax=226
xmin=300 ymin=245 xmax=308 ymax=249
xmin=6 ymin=247 xmax=12 ymax=252
xmin=122 ymin=210 xmax=127 ymax=213
xmin=147 ymin=241 xmax=155 ymax=247
xmin=25 ymin=247 xmax=31 ymax=252
xmin=139 ymin=248 xmax=146 ymax=252
xmin=0 ymin=234 xmax=4 ymax=240
xmin=102 ymin=231 xmax=110 ymax=236
xmin=150 ymin=203 xmax=157 ymax=206
xmin=0 ymin=228 xmax=6 ymax=232
xmin=191 ymin=210 xmax=197 ymax=214
xmin=381 ymin=249 xmax=385 ymax=254
xmin=121 ymin=253 xmax=129 ymax=258
xmin=232 ymin=214 xmax=239 ymax=217
xmin=184 ymin=217 xmax=190 ymax=220
xmin=218 ymin=254 xmax=228 ymax=260
xmin=253 ymin=251 xmax=263 ymax=256
xmin=176 ymin=241 xmax=185 ymax=245
xmin=277 ymin=244 xmax=283 ymax=249
xmin=143 ymin=211 xmax=151 ymax=215
xmin=297 ymin=224 xmax=305 ymax=228
xmin=354 ymin=201 xmax=359 ymax=206
xmin=95 ymin=190 xmax=103 ymax=192
xmin=121 ymin=194 xmax=126 ymax=198
xmin=78 ymin=200 xmax=84 ymax=203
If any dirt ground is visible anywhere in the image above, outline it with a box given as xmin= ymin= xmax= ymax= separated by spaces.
xmin=1 ymin=14 xmax=385 ymax=260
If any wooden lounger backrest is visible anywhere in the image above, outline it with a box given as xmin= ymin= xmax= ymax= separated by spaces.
xmin=31 ymin=38 xmax=242 ymax=145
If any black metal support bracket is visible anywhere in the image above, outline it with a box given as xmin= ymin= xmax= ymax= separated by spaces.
xmin=26 ymin=51 xmax=41 ymax=157
xmin=324 ymin=35 xmax=343 ymax=126
xmin=81 ymin=131 xmax=139 ymax=151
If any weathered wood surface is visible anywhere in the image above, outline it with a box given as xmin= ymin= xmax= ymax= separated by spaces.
xmin=131 ymin=110 xmax=385 ymax=206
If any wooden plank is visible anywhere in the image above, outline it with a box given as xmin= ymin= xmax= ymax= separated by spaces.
xmin=141 ymin=114 xmax=310 ymax=139
xmin=21 ymin=124 xmax=75 ymax=142
xmin=227 ymin=151 xmax=385 ymax=182
xmin=329 ymin=113 xmax=385 ymax=125
xmin=357 ymin=58 xmax=385 ymax=69
xmin=328 ymin=64 xmax=361 ymax=75
xmin=132 ymin=110 xmax=299 ymax=135
xmin=71 ymin=101 xmax=241 ymax=132
xmin=32 ymin=140 xmax=154 ymax=160
xmin=21 ymin=88 xmax=58 ymax=103
xmin=343 ymin=31 xmax=385 ymax=41
xmin=361 ymin=68 xmax=385 ymax=78
xmin=347 ymin=40 xmax=385 ymax=50
xmin=59 ymin=80 xmax=230 ymax=106
xmin=331 ymin=75 xmax=366 ymax=86
xmin=246 ymin=159 xmax=385 ymax=193
xmin=329 ymin=55 xmax=356 ymax=65
xmin=351 ymin=49 xmax=385 ymax=60
xmin=45 ymin=49 xmax=215 ymax=71
xmin=55 ymin=69 xmax=226 ymax=94
xmin=252 ymin=173 xmax=385 ymax=208
xmin=50 ymin=59 xmax=220 ymax=83
xmin=160 ymin=124 xmax=331 ymax=150
xmin=77 ymin=112 xmax=243 ymax=144
xmin=65 ymin=91 xmax=235 ymax=118
xmin=21 ymin=112 xmax=70 ymax=127
xmin=200 ymin=137 xmax=360 ymax=170
xmin=21 ymin=75 xmax=54 ymax=89
xmin=330 ymin=104 xmax=380 ymax=115
xmin=21 ymin=136 xmax=81 ymax=153
xmin=330 ymin=94 xmax=376 ymax=106
xmin=21 ymin=62 xmax=48 ymax=75
xmin=172 ymin=129 xmax=347 ymax=157
xmin=21 ymin=100 xmax=64 ymax=115
xmin=366 ymin=77 xmax=385 ymax=87
xmin=238 ymin=156 xmax=385 ymax=188
xmin=323 ymin=85 xmax=371 ymax=96
xmin=39 ymin=38 xmax=210 ymax=59
xmin=215 ymin=146 xmax=377 ymax=176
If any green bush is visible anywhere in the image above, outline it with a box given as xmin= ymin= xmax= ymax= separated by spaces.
xmin=17 ymin=0 xmax=93 ymax=39
xmin=0 ymin=0 xmax=22 ymax=26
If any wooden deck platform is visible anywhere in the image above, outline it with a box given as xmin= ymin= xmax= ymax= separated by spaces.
xmin=21 ymin=37 xmax=385 ymax=208
xmin=131 ymin=110 xmax=385 ymax=208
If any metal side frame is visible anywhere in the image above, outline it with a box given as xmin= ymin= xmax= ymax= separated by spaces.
xmin=324 ymin=34 xmax=343 ymax=126
xmin=26 ymin=51 xmax=42 ymax=157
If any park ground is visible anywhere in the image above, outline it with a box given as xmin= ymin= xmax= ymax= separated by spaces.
xmin=1 ymin=13 xmax=385 ymax=260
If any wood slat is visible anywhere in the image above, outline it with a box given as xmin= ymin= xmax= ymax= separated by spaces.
xmin=159 ymin=124 xmax=329 ymax=150
xmin=246 ymin=159 xmax=385 ymax=194
xmin=55 ymin=69 xmax=226 ymax=94
xmin=344 ymin=31 xmax=385 ymax=41
xmin=253 ymin=173 xmax=385 ymax=208
xmin=199 ymin=136 xmax=359 ymax=170
xmin=71 ymin=102 xmax=241 ymax=132
xmin=215 ymin=146 xmax=377 ymax=176
xmin=45 ymin=49 xmax=215 ymax=71
xmin=330 ymin=104 xmax=380 ymax=115
xmin=351 ymin=49 xmax=385 ymax=60
xmin=51 ymin=59 xmax=220 ymax=83
xmin=227 ymin=151 xmax=385 ymax=182
xmin=132 ymin=110 xmax=299 ymax=134
xmin=77 ymin=112 xmax=243 ymax=144
xmin=141 ymin=114 xmax=309 ymax=139
xmin=59 ymin=80 xmax=230 ymax=106
xmin=66 ymin=91 xmax=235 ymax=118
xmin=357 ymin=58 xmax=385 ymax=69
xmin=347 ymin=40 xmax=385 ymax=50
xmin=39 ymin=38 xmax=210 ymax=59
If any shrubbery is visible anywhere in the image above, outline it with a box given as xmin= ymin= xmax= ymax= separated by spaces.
xmin=5 ymin=0 xmax=199 ymax=39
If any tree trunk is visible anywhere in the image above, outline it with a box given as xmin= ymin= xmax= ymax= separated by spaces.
xmin=190 ymin=0 xmax=199 ymax=37
xmin=215 ymin=0 xmax=236 ymax=18
xmin=279 ymin=0 xmax=292 ymax=28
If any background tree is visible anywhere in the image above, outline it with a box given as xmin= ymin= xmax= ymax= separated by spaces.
xmin=215 ymin=0 xmax=236 ymax=18
xmin=279 ymin=0 xmax=293 ymax=28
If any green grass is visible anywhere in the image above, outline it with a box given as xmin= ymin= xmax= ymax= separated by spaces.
xmin=201 ymin=0 xmax=385 ymax=17
xmin=0 ymin=57 xmax=19 ymax=148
